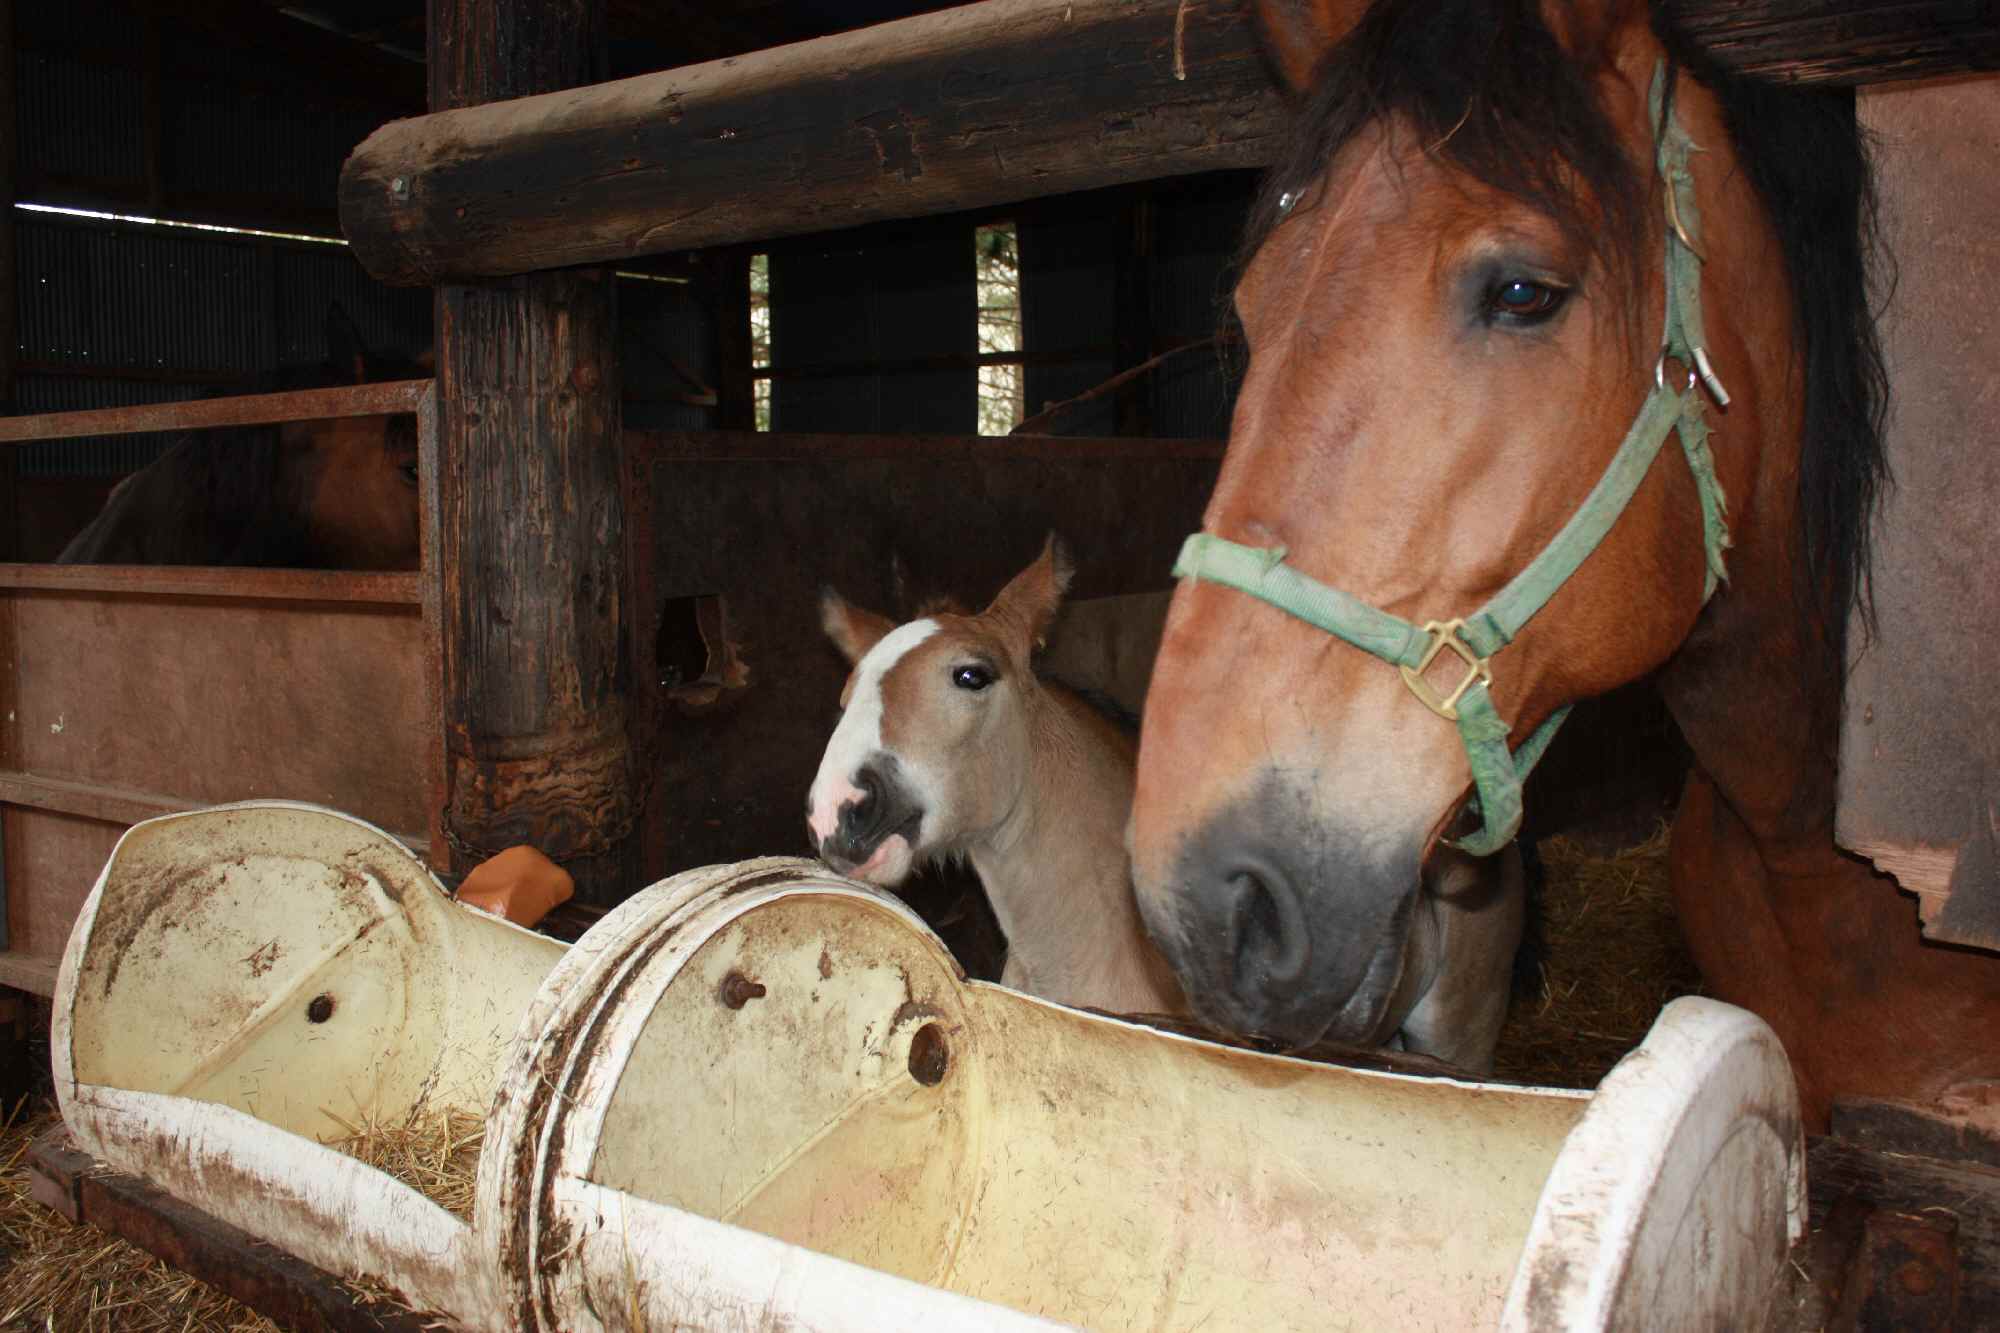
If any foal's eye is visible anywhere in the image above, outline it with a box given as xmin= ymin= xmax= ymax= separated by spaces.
xmin=951 ymin=664 xmax=995 ymax=692
xmin=1488 ymin=278 xmax=1568 ymax=323
xmin=399 ymin=462 xmax=420 ymax=486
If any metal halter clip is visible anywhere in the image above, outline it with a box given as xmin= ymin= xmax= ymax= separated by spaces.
xmin=1397 ymin=619 xmax=1493 ymax=721
xmin=1654 ymin=346 xmax=1697 ymax=395
xmin=1655 ymin=345 xmax=1731 ymax=408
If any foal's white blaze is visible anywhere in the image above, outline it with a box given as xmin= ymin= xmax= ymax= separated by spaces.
xmin=807 ymin=619 xmax=940 ymax=875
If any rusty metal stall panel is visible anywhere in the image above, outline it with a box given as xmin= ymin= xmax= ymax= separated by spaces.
xmin=0 ymin=586 xmax=429 ymax=995
xmin=1837 ymin=80 xmax=2000 ymax=951
xmin=0 ymin=382 xmax=446 ymax=998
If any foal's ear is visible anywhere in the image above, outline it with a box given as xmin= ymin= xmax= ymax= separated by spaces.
xmin=325 ymin=304 xmax=374 ymax=383
xmin=1251 ymin=0 xmax=1366 ymax=95
xmin=820 ymin=587 xmax=897 ymax=666
xmin=986 ymin=533 xmax=1074 ymax=655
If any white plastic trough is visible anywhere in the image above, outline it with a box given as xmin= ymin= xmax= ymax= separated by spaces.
xmin=53 ymin=802 xmax=1805 ymax=1330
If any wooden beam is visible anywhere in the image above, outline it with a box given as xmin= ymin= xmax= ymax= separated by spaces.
xmin=431 ymin=0 xmax=635 ymax=902
xmin=340 ymin=0 xmax=1284 ymax=285
xmin=1665 ymin=0 xmax=2000 ymax=87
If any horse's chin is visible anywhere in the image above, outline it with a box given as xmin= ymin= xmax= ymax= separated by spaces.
xmin=845 ymin=832 xmax=918 ymax=887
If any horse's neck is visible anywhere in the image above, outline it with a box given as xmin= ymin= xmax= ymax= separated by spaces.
xmin=968 ymin=688 xmax=1179 ymax=1014
xmin=1661 ymin=508 xmax=1845 ymax=861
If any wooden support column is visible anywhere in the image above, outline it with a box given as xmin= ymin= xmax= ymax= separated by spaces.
xmin=430 ymin=0 xmax=633 ymax=901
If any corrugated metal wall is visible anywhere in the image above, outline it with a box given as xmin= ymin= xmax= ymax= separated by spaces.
xmin=14 ymin=214 xmax=432 ymax=476
xmin=16 ymin=0 xmax=393 ymax=230
xmin=623 ymin=277 xmax=718 ymax=432
xmin=769 ymin=228 xmax=977 ymax=434
xmin=1149 ymin=176 xmax=1254 ymax=440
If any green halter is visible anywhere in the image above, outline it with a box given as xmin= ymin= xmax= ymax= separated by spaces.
xmin=1173 ymin=65 xmax=1731 ymax=857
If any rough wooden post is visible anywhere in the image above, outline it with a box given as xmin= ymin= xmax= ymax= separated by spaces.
xmin=429 ymin=0 xmax=634 ymax=901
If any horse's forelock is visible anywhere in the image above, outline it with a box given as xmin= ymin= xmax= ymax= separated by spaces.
xmin=1235 ymin=0 xmax=1650 ymax=326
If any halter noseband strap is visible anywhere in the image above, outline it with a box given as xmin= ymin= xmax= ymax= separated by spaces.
xmin=1173 ymin=64 xmax=1731 ymax=858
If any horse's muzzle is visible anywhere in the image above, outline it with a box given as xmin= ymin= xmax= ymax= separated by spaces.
xmin=809 ymin=758 xmax=924 ymax=882
xmin=1136 ymin=798 xmax=1419 ymax=1049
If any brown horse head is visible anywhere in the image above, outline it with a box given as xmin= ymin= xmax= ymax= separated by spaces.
xmin=60 ymin=305 xmax=425 ymax=569
xmin=809 ymin=536 xmax=1074 ymax=884
xmin=281 ymin=304 xmax=423 ymax=570
xmin=1130 ymin=0 xmax=1809 ymax=1048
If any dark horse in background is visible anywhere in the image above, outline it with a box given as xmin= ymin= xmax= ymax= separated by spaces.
xmin=58 ymin=306 xmax=424 ymax=570
xmin=1130 ymin=0 xmax=2000 ymax=1130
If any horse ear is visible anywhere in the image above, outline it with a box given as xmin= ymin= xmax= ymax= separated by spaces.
xmin=820 ymin=587 xmax=896 ymax=666
xmin=985 ymin=533 xmax=1074 ymax=655
xmin=325 ymin=304 xmax=373 ymax=383
xmin=1251 ymin=0 xmax=1365 ymax=95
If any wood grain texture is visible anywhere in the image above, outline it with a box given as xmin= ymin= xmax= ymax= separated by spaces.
xmin=1664 ymin=0 xmax=2000 ymax=87
xmin=430 ymin=0 xmax=635 ymax=894
xmin=341 ymin=0 xmax=1284 ymax=284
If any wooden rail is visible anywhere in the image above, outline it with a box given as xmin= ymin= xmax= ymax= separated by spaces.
xmin=0 ymin=379 xmax=433 ymax=443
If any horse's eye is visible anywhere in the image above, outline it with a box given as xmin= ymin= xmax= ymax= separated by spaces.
xmin=1489 ymin=279 xmax=1567 ymax=322
xmin=952 ymin=664 xmax=995 ymax=692
xmin=399 ymin=462 xmax=419 ymax=486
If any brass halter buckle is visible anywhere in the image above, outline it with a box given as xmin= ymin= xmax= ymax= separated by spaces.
xmin=1397 ymin=619 xmax=1493 ymax=721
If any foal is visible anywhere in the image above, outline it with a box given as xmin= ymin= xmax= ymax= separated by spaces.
xmin=807 ymin=537 xmax=1184 ymax=1016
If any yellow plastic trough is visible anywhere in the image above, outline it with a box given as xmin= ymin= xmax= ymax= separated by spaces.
xmin=53 ymin=802 xmax=1804 ymax=1330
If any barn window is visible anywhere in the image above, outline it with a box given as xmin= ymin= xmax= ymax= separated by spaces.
xmin=749 ymin=253 xmax=773 ymax=431
xmin=975 ymin=222 xmax=1024 ymax=435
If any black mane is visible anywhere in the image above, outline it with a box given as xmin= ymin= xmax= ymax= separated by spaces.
xmin=1235 ymin=0 xmax=1888 ymax=671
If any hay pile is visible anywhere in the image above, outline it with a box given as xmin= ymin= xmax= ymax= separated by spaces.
xmin=0 ymin=1100 xmax=280 ymax=1332
xmin=320 ymin=1104 xmax=485 ymax=1224
xmin=1492 ymin=824 xmax=1706 ymax=1088
xmin=0 ymin=1097 xmax=482 ymax=1331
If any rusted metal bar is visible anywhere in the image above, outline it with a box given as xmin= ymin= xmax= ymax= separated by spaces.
xmin=0 ymin=379 xmax=434 ymax=444
xmin=0 ymin=564 xmax=422 ymax=604
xmin=0 ymin=770 xmax=187 ymax=828
xmin=626 ymin=429 xmax=1226 ymax=464
xmin=25 ymin=1128 xmax=437 ymax=1333
xmin=0 ymin=950 xmax=56 ymax=995
xmin=415 ymin=384 xmax=448 ymax=876
xmin=0 ymin=766 xmax=432 ymax=866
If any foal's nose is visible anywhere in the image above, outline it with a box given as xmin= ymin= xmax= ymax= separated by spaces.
xmin=811 ymin=761 xmax=894 ymax=865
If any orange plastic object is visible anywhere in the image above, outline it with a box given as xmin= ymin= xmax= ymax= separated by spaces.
xmin=456 ymin=845 xmax=574 ymax=928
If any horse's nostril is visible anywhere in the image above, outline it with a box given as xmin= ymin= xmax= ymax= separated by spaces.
xmin=853 ymin=764 xmax=882 ymax=813
xmin=1226 ymin=865 xmax=1312 ymax=997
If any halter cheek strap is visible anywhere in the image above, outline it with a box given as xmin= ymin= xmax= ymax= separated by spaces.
xmin=1173 ymin=64 xmax=1731 ymax=858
